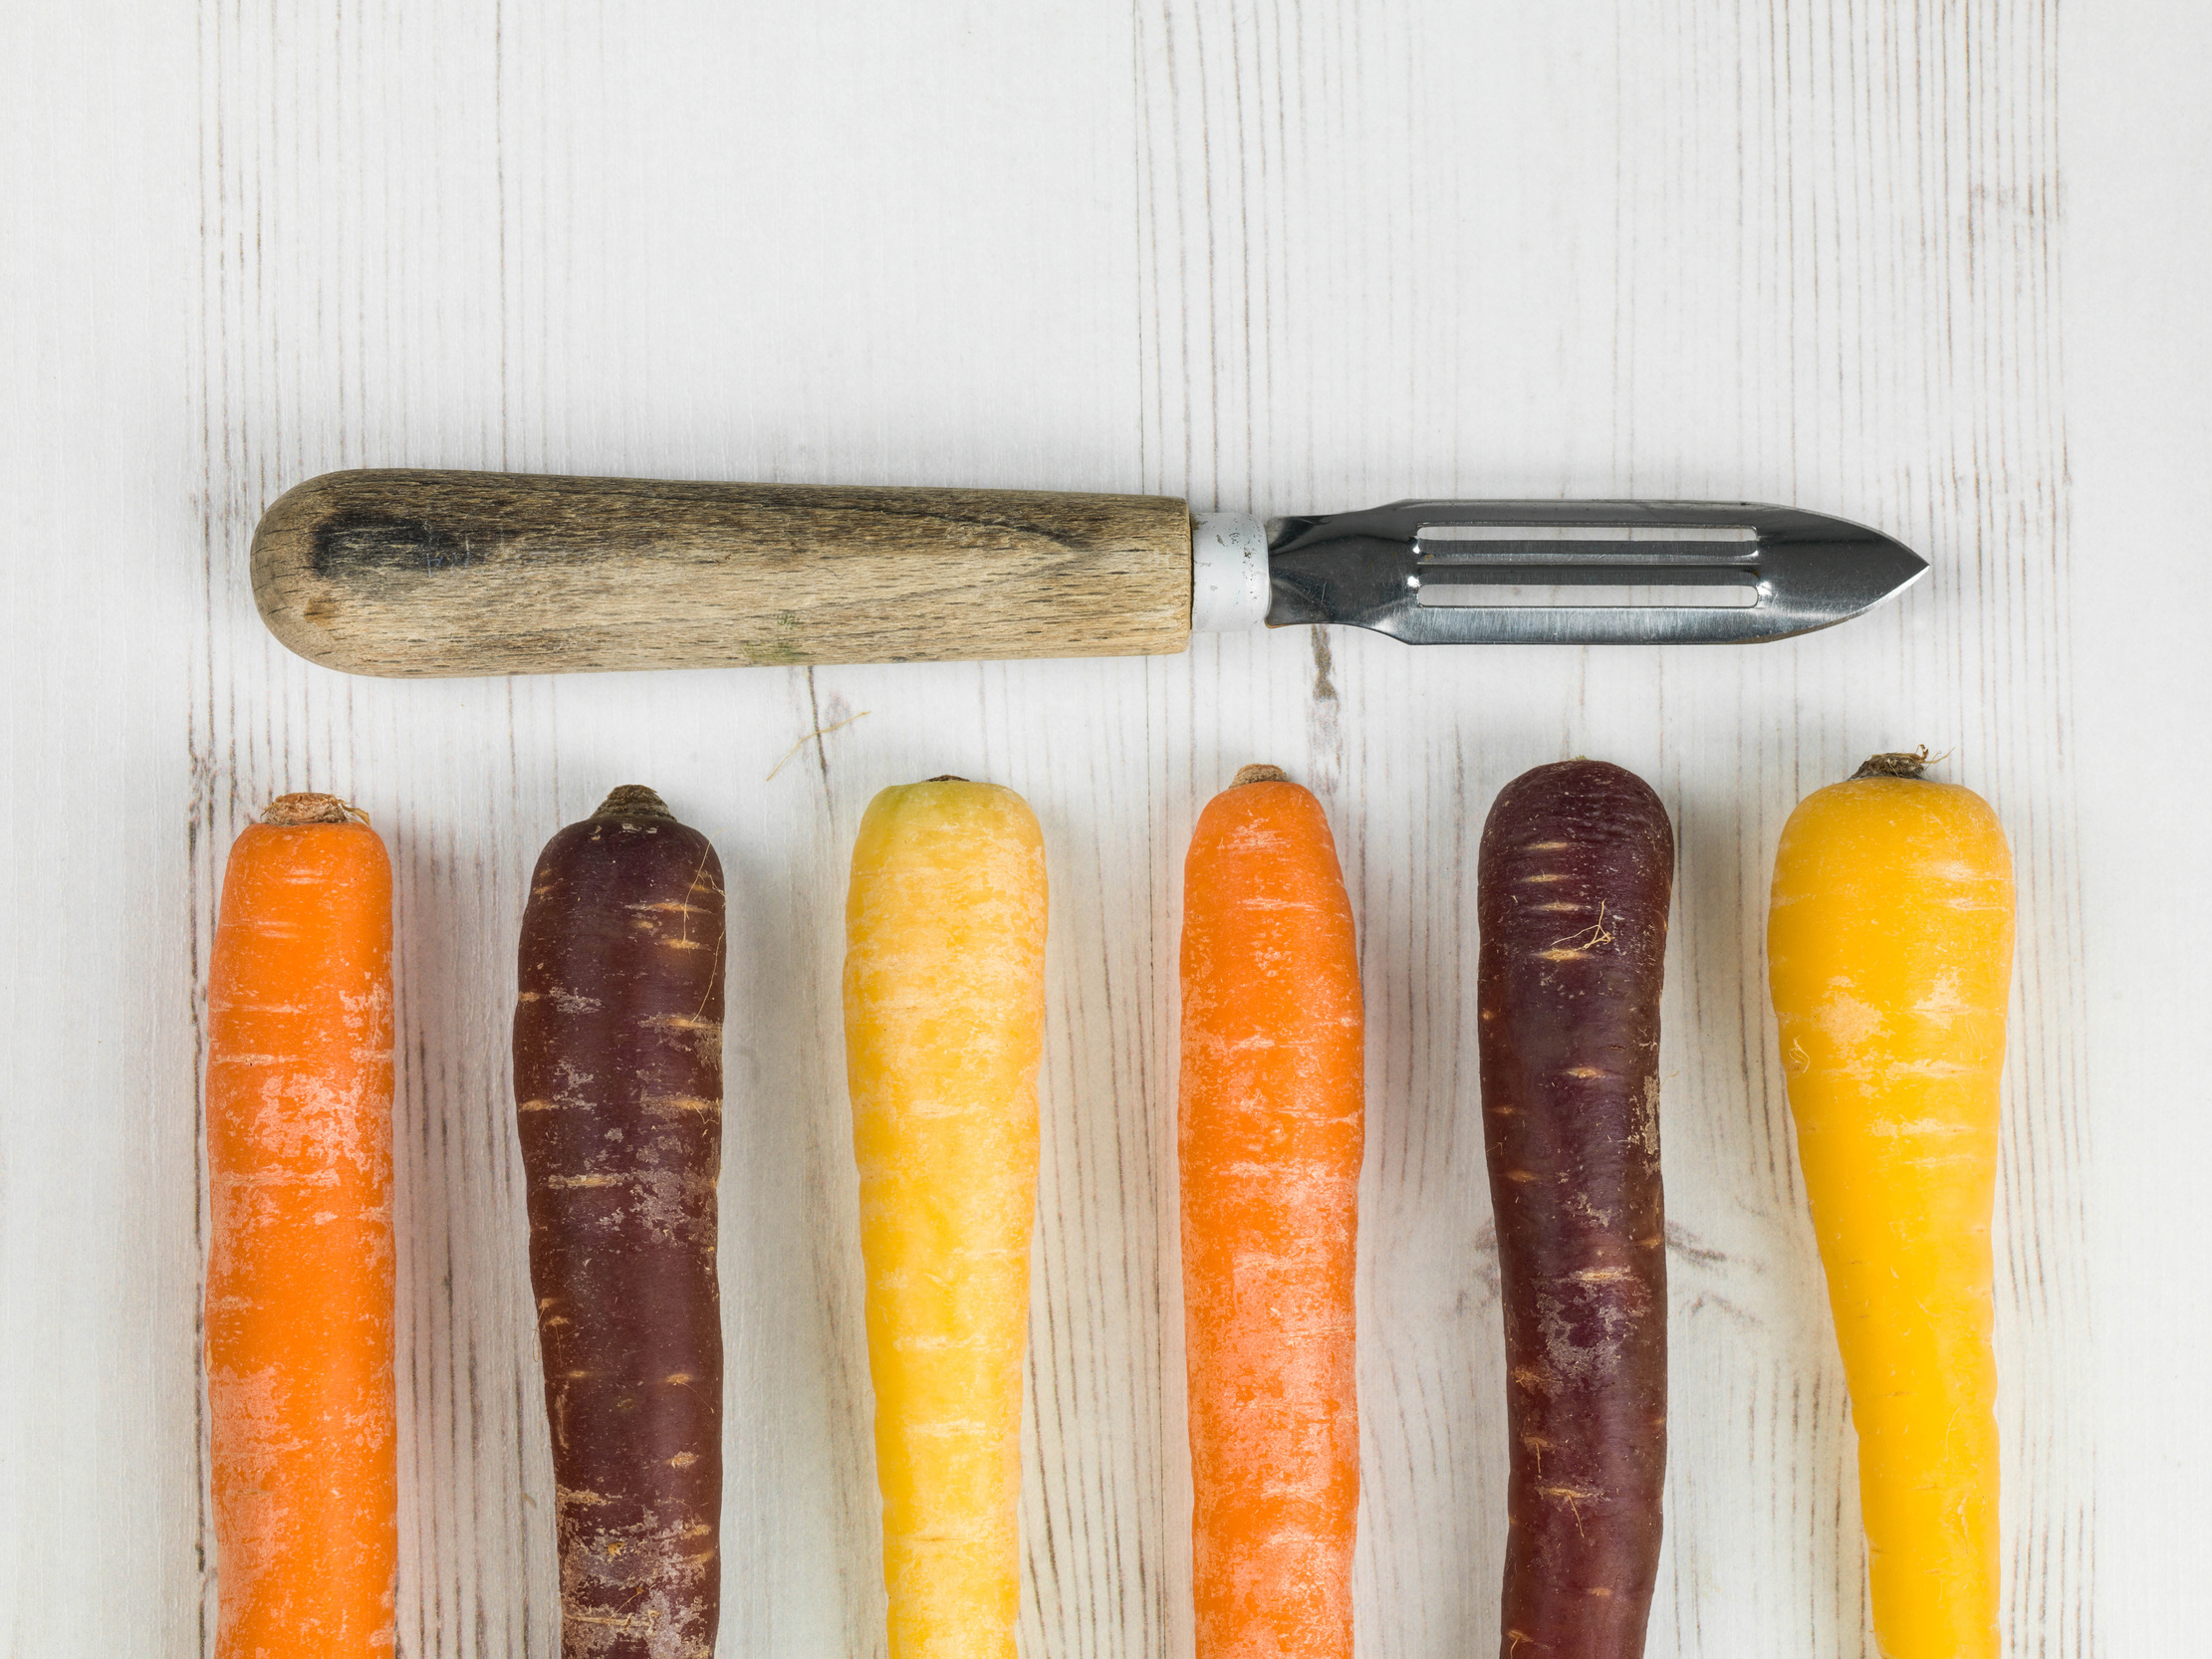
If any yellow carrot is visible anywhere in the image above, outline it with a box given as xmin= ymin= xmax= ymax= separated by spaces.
xmin=844 ymin=778 xmax=1048 ymax=1659
xmin=1767 ymin=750 xmax=2013 ymax=1659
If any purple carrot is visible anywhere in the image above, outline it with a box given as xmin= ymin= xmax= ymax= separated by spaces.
xmin=514 ymin=785 xmax=725 ymax=1659
xmin=1477 ymin=760 xmax=1673 ymax=1658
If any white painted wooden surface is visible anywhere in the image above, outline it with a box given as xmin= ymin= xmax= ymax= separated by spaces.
xmin=2 ymin=1 xmax=2203 ymax=1653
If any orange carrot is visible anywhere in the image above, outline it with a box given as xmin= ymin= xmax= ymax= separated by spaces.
xmin=1179 ymin=764 xmax=1363 ymax=1659
xmin=205 ymin=793 xmax=396 ymax=1658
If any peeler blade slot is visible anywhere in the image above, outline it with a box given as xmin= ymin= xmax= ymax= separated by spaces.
xmin=1416 ymin=540 xmax=1763 ymax=567
xmin=1415 ymin=548 xmax=1760 ymax=575
xmin=1419 ymin=521 xmax=1758 ymax=545
xmin=1416 ymin=584 xmax=1760 ymax=609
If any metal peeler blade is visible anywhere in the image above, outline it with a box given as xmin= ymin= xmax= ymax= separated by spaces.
xmin=1255 ymin=500 xmax=1927 ymax=644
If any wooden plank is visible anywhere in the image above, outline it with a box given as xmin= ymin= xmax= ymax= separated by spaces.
xmin=1129 ymin=4 xmax=2087 ymax=1655
xmin=0 ymin=1 xmax=205 ymax=1652
xmin=2065 ymin=2 xmax=2212 ymax=1652
xmin=0 ymin=0 xmax=2174 ymax=1654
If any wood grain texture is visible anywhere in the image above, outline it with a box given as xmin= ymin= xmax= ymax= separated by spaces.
xmin=1 ymin=0 xmax=2186 ymax=1655
xmin=2066 ymin=7 xmax=2212 ymax=1655
xmin=253 ymin=470 xmax=1194 ymax=675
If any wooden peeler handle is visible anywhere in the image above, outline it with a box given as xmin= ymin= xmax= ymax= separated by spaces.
xmin=250 ymin=469 xmax=1196 ymax=677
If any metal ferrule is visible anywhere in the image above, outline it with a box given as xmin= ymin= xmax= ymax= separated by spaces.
xmin=1190 ymin=513 xmax=1271 ymax=631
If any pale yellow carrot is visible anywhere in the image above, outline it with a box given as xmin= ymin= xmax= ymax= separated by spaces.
xmin=844 ymin=778 xmax=1048 ymax=1659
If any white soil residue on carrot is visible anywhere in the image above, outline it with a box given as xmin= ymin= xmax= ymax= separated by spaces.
xmin=1633 ymin=1075 xmax=1662 ymax=1155
xmin=207 ymin=1363 xmax=303 ymax=1607
xmin=1814 ymin=990 xmax=1886 ymax=1051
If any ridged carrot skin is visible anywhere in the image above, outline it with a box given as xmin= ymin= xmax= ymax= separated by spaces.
xmin=844 ymin=780 xmax=1048 ymax=1659
xmin=1477 ymin=760 xmax=1672 ymax=1659
xmin=205 ymin=793 xmax=395 ymax=1659
xmin=514 ymin=786 xmax=726 ymax=1659
xmin=1180 ymin=766 xmax=1362 ymax=1659
xmin=1767 ymin=755 xmax=2013 ymax=1659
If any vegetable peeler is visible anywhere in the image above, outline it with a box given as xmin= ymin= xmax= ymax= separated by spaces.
xmin=251 ymin=470 xmax=1927 ymax=676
